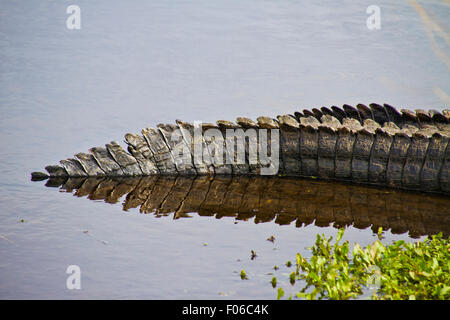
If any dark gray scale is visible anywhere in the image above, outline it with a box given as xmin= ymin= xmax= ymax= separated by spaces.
xmin=415 ymin=109 xmax=432 ymax=128
xmin=217 ymin=120 xmax=249 ymax=175
xmin=383 ymin=104 xmax=403 ymax=127
xmin=368 ymin=126 xmax=397 ymax=185
xmin=277 ymin=115 xmax=301 ymax=176
xmin=343 ymin=104 xmax=362 ymax=124
xmin=60 ymin=158 xmax=88 ymax=177
xmin=302 ymin=109 xmax=315 ymax=118
xmin=420 ymin=132 xmax=448 ymax=192
xmin=75 ymin=152 xmax=106 ymax=176
xmin=132 ymin=146 xmax=159 ymax=175
xmin=312 ymin=108 xmax=323 ymax=121
xmin=294 ymin=111 xmax=303 ymax=122
xmin=356 ymin=104 xmax=374 ymax=122
xmin=401 ymin=130 xmax=433 ymax=190
xmin=330 ymin=106 xmax=346 ymax=123
xmin=124 ymin=133 xmax=160 ymax=175
xmin=401 ymin=109 xmax=420 ymax=128
xmin=369 ymin=103 xmax=390 ymax=125
xmin=351 ymin=121 xmax=379 ymax=183
xmin=430 ymin=110 xmax=446 ymax=122
xmin=440 ymin=139 xmax=450 ymax=194
xmin=30 ymin=171 xmax=49 ymax=180
xmin=106 ymin=141 xmax=143 ymax=176
xmin=334 ymin=119 xmax=361 ymax=180
xmin=320 ymin=107 xmax=334 ymax=118
xmin=45 ymin=164 xmax=68 ymax=177
xmin=298 ymin=116 xmax=320 ymax=177
xmin=90 ymin=146 xmax=125 ymax=176
xmin=256 ymin=116 xmax=281 ymax=176
xmin=386 ymin=131 xmax=414 ymax=188
xmin=175 ymin=120 xmax=215 ymax=175
xmin=317 ymin=116 xmax=340 ymax=179
xmin=157 ymin=123 xmax=197 ymax=175
xmin=429 ymin=110 xmax=449 ymax=131
xmin=202 ymin=122 xmax=233 ymax=175
xmin=142 ymin=127 xmax=178 ymax=175
xmin=236 ymin=117 xmax=262 ymax=175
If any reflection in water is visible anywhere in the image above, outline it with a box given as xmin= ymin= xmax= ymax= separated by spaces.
xmin=44 ymin=176 xmax=450 ymax=238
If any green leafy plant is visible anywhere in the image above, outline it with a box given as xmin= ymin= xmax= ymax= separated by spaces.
xmin=276 ymin=229 xmax=449 ymax=300
xmin=271 ymin=277 xmax=277 ymax=288
xmin=277 ymin=287 xmax=284 ymax=300
xmin=289 ymin=272 xmax=296 ymax=285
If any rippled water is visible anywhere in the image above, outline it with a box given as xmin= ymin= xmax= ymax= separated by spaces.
xmin=0 ymin=0 xmax=449 ymax=299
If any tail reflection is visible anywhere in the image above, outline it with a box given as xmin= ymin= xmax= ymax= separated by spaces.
xmin=46 ymin=176 xmax=450 ymax=238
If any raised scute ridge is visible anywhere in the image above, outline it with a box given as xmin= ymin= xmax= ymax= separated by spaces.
xmin=31 ymin=104 xmax=450 ymax=195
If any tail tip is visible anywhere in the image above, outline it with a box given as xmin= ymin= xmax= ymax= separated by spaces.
xmin=31 ymin=171 xmax=49 ymax=181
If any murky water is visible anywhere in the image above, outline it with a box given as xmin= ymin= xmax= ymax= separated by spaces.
xmin=0 ymin=0 xmax=449 ymax=299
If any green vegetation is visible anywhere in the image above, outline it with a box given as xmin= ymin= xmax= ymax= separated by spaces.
xmin=289 ymin=272 xmax=296 ymax=285
xmin=240 ymin=269 xmax=248 ymax=280
xmin=277 ymin=287 xmax=284 ymax=300
xmin=271 ymin=277 xmax=277 ymax=288
xmin=277 ymin=228 xmax=450 ymax=300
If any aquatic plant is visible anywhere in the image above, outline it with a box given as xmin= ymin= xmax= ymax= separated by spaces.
xmin=277 ymin=287 xmax=284 ymax=300
xmin=277 ymin=228 xmax=450 ymax=300
xmin=271 ymin=277 xmax=277 ymax=288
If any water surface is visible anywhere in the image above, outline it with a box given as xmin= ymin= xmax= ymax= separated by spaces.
xmin=0 ymin=0 xmax=449 ymax=299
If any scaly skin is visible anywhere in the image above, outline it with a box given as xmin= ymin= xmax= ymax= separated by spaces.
xmin=32 ymin=103 xmax=450 ymax=194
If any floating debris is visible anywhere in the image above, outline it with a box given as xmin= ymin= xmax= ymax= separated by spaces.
xmin=0 ymin=234 xmax=15 ymax=244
